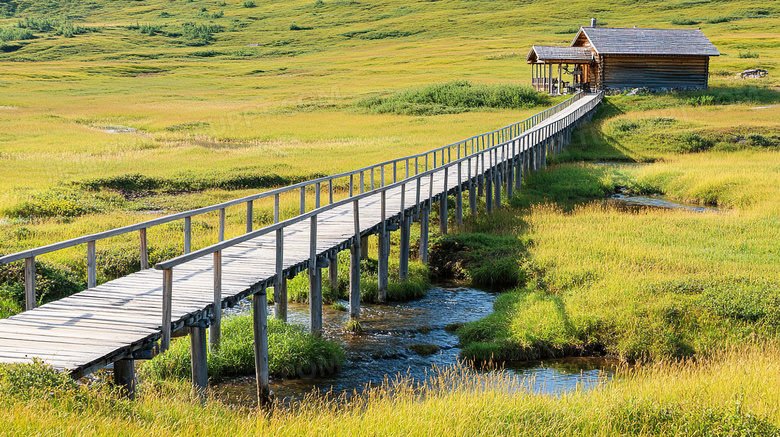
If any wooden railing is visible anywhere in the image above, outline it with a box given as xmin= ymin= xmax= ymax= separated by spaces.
xmin=153 ymin=91 xmax=604 ymax=350
xmin=0 ymin=91 xmax=591 ymax=313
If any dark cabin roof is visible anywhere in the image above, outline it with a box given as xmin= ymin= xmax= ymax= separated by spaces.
xmin=526 ymin=46 xmax=593 ymax=63
xmin=573 ymin=27 xmax=720 ymax=57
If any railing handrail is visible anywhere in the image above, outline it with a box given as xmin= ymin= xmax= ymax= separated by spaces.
xmin=0 ymin=91 xmax=587 ymax=265
xmin=154 ymin=91 xmax=603 ymax=271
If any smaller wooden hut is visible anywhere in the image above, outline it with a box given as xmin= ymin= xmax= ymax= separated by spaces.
xmin=527 ymin=19 xmax=720 ymax=94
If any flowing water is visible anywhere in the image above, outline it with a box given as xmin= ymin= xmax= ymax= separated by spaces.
xmin=215 ymin=286 xmax=618 ymax=405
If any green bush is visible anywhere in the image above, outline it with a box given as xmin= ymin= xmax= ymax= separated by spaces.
xmin=3 ymin=187 xmax=123 ymax=219
xmin=139 ymin=315 xmax=344 ymax=381
xmin=671 ymin=18 xmax=699 ymax=25
xmin=429 ymin=233 xmax=527 ymax=290
xmin=355 ymin=80 xmax=547 ymax=116
xmin=738 ymin=50 xmax=760 ymax=59
xmin=243 ymin=0 xmax=255 ymax=7
xmin=0 ymin=25 xmax=33 ymax=41
xmin=0 ymin=258 xmax=85 ymax=311
xmin=0 ymin=359 xmax=76 ymax=400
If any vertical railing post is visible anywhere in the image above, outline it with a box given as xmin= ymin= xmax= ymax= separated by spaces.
xmin=359 ymin=172 xmax=364 ymax=194
xmin=329 ymin=179 xmax=334 ymax=205
xmin=350 ymin=200 xmax=361 ymax=321
xmin=246 ymin=201 xmax=253 ymax=233
xmin=456 ymin=161 xmax=463 ymax=227
xmin=184 ymin=217 xmax=192 ymax=254
xmin=219 ymin=208 xmax=226 ymax=242
xmin=140 ymin=228 xmax=149 ymax=270
xmin=87 ymin=240 xmax=97 ymax=289
xmin=316 ymin=182 xmax=321 ymax=208
xmin=378 ymin=191 xmax=388 ymax=302
xmin=399 ymin=183 xmax=409 ymax=280
xmin=161 ymin=268 xmax=173 ymax=352
xmin=440 ymin=166 xmax=448 ymax=235
xmin=24 ymin=256 xmax=35 ymax=310
xmin=349 ymin=174 xmax=354 ymax=197
xmin=309 ymin=215 xmax=322 ymax=337
xmin=275 ymin=228 xmax=286 ymax=322
xmin=274 ymin=194 xmax=280 ymax=224
xmin=393 ymin=161 xmax=397 ymax=183
xmin=300 ymin=187 xmax=306 ymax=214
xmin=253 ymin=289 xmax=270 ymax=406
xmin=210 ymin=250 xmax=222 ymax=348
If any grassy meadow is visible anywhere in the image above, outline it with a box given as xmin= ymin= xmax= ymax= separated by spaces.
xmin=1 ymin=0 xmax=780 ymax=433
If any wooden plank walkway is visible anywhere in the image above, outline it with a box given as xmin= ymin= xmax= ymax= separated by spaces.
xmin=0 ymin=92 xmax=603 ymax=380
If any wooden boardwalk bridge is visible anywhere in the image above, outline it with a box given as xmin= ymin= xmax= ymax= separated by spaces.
xmin=0 ymin=91 xmax=603 ymax=402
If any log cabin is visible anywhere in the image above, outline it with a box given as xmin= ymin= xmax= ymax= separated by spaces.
xmin=527 ymin=19 xmax=720 ymax=94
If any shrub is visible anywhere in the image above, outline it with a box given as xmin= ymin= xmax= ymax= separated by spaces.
xmin=2 ymin=187 xmax=120 ymax=218
xmin=0 ymin=359 xmax=76 ymax=400
xmin=243 ymin=0 xmax=255 ymax=7
xmin=139 ymin=315 xmax=344 ymax=381
xmin=429 ymin=233 xmax=527 ymax=290
xmin=705 ymin=16 xmax=732 ymax=24
xmin=0 ymin=26 xmax=34 ymax=41
xmin=677 ymin=132 xmax=714 ymax=153
xmin=0 ymin=258 xmax=85 ymax=312
xmin=738 ymin=50 xmax=759 ymax=59
xmin=355 ymin=81 xmax=547 ymax=116
xmin=671 ymin=18 xmax=699 ymax=25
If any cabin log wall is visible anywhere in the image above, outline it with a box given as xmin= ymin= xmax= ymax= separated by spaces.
xmin=601 ymin=55 xmax=709 ymax=90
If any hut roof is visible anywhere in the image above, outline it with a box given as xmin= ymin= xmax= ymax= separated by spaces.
xmin=526 ymin=46 xmax=594 ymax=63
xmin=574 ymin=27 xmax=720 ymax=57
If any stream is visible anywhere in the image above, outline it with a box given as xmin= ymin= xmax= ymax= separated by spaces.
xmin=215 ymin=286 xmax=618 ymax=405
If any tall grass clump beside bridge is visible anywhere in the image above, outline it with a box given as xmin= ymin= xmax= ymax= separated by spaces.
xmin=355 ymin=81 xmax=548 ymax=116
xmin=139 ymin=314 xmax=344 ymax=382
xmin=2 ymin=345 xmax=780 ymax=435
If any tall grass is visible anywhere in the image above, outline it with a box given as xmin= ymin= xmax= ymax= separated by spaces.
xmin=2 ymin=345 xmax=780 ymax=435
xmin=355 ymin=81 xmax=547 ymax=116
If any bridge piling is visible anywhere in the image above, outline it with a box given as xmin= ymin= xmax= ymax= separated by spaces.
xmin=329 ymin=252 xmax=339 ymax=290
xmin=456 ymin=162 xmax=463 ymax=227
xmin=190 ymin=325 xmax=208 ymax=397
xmin=210 ymin=250 xmax=222 ymax=348
xmin=350 ymin=200 xmax=361 ymax=321
xmin=274 ymin=228 xmax=286 ymax=322
xmin=485 ymin=168 xmax=493 ymax=213
xmin=419 ymin=203 xmax=430 ymax=263
xmin=399 ymin=213 xmax=410 ymax=280
xmin=309 ymin=216 xmax=323 ymax=337
xmin=378 ymin=191 xmax=388 ymax=302
xmin=113 ymin=359 xmax=135 ymax=400
xmin=439 ymin=167 xmax=448 ymax=235
xmin=252 ymin=292 xmax=271 ymax=406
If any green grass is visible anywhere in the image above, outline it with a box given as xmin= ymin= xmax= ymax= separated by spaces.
xmin=139 ymin=314 xmax=344 ymax=381
xmin=2 ymin=346 xmax=780 ymax=435
xmin=355 ymin=81 xmax=548 ymax=116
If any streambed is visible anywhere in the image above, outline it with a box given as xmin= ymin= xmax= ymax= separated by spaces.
xmin=216 ymin=286 xmax=617 ymax=404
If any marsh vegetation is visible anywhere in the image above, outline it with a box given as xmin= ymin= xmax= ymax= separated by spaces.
xmin=1 ymin=0 xmax=780 ymax=433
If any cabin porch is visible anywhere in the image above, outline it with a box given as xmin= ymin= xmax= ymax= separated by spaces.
xmin=527 ymin=45 xmax=595 ymax=95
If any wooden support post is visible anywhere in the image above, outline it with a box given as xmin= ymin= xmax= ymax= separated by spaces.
xmin=515 ymin=144 xmax=523 ymax=191
xmin=219 ymin=208 xmax=226 ymax=241
xmin=439 ymin=167 xmax=448 ymax=235
xmin=274 ymin=229 xmax=286 ymax=322
xmin=274 ymin=195 xmax=280 ymax=223
xmin=456 ymin=161 xmax=463 ymax=227
xmin=190 ymin=325 xmax=208 ymax=396
xmin=485 ymin=168 xmax=493 ymax=213
xmin=184 ymin=216 xmax=191 ymax=254
xmin=140 ymin=228 xmax=148 ymax=270
xmin=328 ymin=252 xmax=338 ymax=290
xmin=378 ymin=191 xmax=388 ymax=302
xmin=246 ymin=200 xmax=253 ymax=233
xmin=558 ymin=64 xmax=562 ymax=95
xmin=350 ymin=200 xmax=361 ymax=320
xmin=161 ymin=268 xmax=172 ymax=352
xmin=494 ymin=163 xmax=502 ymax=209
xmin=507 ymin=143 xmax=514 ymax=199
xmin=87 ymin=240 xmax=96 ymax=289
xmin=360 ymin=235 xmax=369 ymax=260
xmin=399 ymin=213 xmax=410 ymax=280
xmin=24 ymin=256 xmax=35 ymax=310
xmin=114 ymin=359 xmax=135 ymax=400
xmin=328 ymin=179 xmax=334 ymax=205
xmin=468 ymin=157 xmax=477 ymax=214
xmin=349 ymin=174 xmax=354 ymax=197
xmin=419 ymin=202 xmax=429 ymax=263
xmin=253 ymin=291 xmax=270 ymax=406
xmin=300 ymin=187 xmax=306 ymax=214
xmin=309 ymin=216 xmax=322 ymax=337
xmin=210 ymin=250 xmax=222 ymax=348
